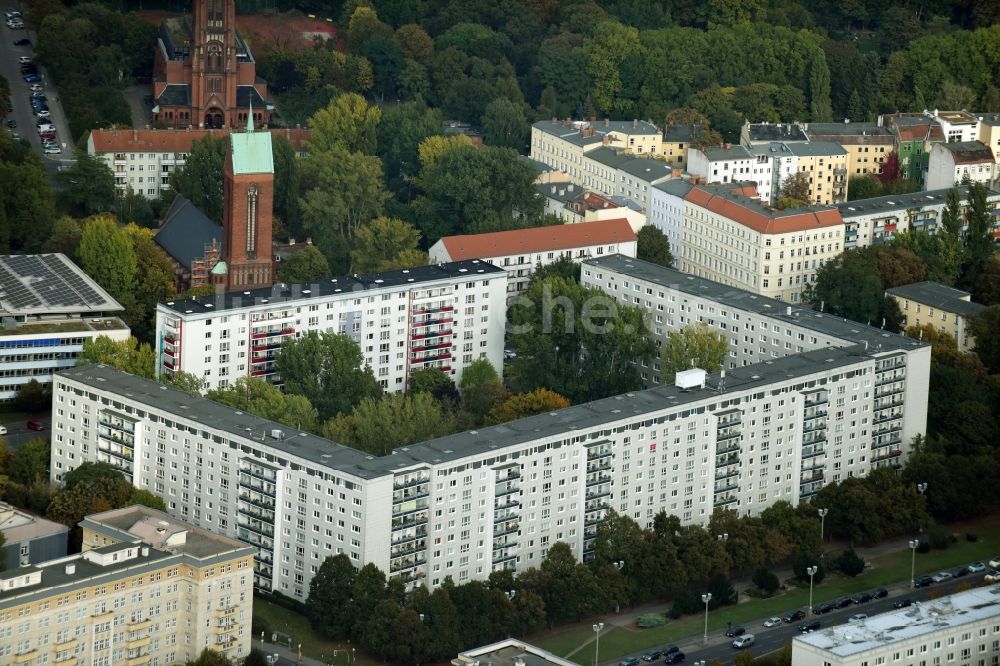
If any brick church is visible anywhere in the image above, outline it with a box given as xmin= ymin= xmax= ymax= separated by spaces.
xmin=152 ymin=0 xmax=270 ymax=129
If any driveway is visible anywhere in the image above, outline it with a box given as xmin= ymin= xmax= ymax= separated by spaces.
xmin=1 ymin=22 xmax=76 ymax=178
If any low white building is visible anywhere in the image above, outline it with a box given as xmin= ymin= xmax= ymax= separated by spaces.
xmin=687 ymin=144 xmax=756 ymax=187
xmin=793 ymin=586 xmax=1000 ymax=666
xmin=648 ymin=179 xmax=693 ymax=264
xmin=154 ymin=260 xmax=508 ymax=392
xmin=925 ymin=109 xmax=980 ymax=143
xmin=0 ymin=253 xmax=129 ymax=402
xmin=428 ymin=219 xmax=637 ymax=301
xmin=926 ymin=140 xmax=997 ymax=190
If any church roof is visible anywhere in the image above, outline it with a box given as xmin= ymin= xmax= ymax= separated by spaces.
xmin=156 ymin=84 xmax=191 ymax=107
xmin=230 ymin=121 xmax=273 ymax=175
xmin=236 ymin=86 xmax=266 ymax=109
xmin=154 ymin=195 xmax=223 ymax=270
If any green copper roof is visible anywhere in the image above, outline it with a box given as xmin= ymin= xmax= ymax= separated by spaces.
xmin=211 ymin=260 xmax=228 ymax=275
xmin=230 ymin=128 xmax=273 ymax=175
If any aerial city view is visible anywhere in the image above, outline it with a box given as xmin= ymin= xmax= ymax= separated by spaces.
xmin=1 ymin=0 xmax=1000 ymax=664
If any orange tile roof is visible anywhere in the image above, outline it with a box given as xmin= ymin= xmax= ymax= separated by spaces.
xmin=685 ymin=186 xmax=843 ymax=235
xmin=90 ymin=128 xmax=312 ymax=153
xmin=438 ymin=219 xmax=637 ymax=260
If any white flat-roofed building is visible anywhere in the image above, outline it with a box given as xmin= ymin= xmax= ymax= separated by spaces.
xmin=530 ymin=119 xmax=663 ymax=185
xmin=687 ymin=144 xmax=757 ymax=187
xmin=0 ymin=504 xmax=255 ymax=666
xmin=0 ymin=253 xmax=130 ymax=402
xmin=428 ymin=219 xmax=637 ymax=301
xmin=793 ymin=586 xmax=1000 ymax=666
xmin=154 ymin=260 xmax=507 ymax=392
xmin=53 ymin=253 xmax=929 ymax=601
xmin=926 ymin=140 xmax=998 ymax=190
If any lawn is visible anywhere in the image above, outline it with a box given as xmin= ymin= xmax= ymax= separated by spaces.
xmin=531 ymin=514 xmax=1000 ymax=663
xmin=253 ymin=598 xmax=373 ymax=666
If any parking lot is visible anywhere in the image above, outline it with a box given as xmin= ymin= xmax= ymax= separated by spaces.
xmin=2 ymin=10 xmax=75 ymax=175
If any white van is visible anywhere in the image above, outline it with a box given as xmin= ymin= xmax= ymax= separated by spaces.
xmin=37 ymin=123 xmax=55 ymax=134
xmin=732 ymin=634 xmax=755 ymax=649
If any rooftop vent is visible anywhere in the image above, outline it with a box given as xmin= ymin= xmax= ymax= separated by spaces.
xmin=65 ymin=563 xmax=76 ymax=575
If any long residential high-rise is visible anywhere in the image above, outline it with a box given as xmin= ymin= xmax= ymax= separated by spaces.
xmin=154 ymin=260 xmax=508 ymax=391
xmin=53 ymin=256 xmax=928 ymax=602
xmin=0 ymin=505 xmax=254 ymax=665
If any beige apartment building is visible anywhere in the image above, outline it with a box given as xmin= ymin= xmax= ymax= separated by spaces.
xmin=886 ymin=281 xmax=986 ymax=352
xmin=530 ymin=119 xmax=662 ymax=182
xmin=786 ymin=141 xmax=850 ymax=204
xmin=0 ymin=505 xmax=255 ymax=666
xmin=679 ymin=182 xmax=844 ymax=303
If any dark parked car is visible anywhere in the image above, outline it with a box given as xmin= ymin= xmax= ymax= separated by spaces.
xmin=914 ymin=575 xmax=934 ymax=588
xmin=725 ymin=626 xmax=746 ymax=638
xmin=663 ymin=652 xmax=685 ymax=665
xmin=662 ymin=646 xmax=679 ymax=656
xmin=23 ymin=74 xmax=40 ymax=83
xmin=872 ymin=588 xmax=888 ymax=599
xmin=620 ymin=658 xmax=640 ymax=666
xmin=641 ymin=652 xmax=662 ymax=662
xmin=893 ymin=598 xmax=914 ymax=609
xmin=14 ymin=37 xmax=31 ymax=45
xmin=6 ymin=119 xmax=15 ymax=128
xmin=851 ymin=592 xmax=873 ymax=604
xmin=798 ymin=620 xmax=822 ymax=633
xmin=26 ymin=419 xmax=46 ymax=431
xmin=834 ymin=596 xmax=853 ymax=608
xmin=813 ymin=602 xmax=834 ymax=615
xmin=953 ymin=566 xmax=970 ymax=578
xmin=782 ymin=610 xmax=806 ymax=623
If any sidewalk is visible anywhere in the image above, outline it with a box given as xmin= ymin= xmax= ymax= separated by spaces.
xmin=256 ymin=638 xmax=331 ymax=666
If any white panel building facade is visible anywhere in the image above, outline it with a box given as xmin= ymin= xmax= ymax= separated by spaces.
xmin=154 ymin=260 xmax=508 ymax=391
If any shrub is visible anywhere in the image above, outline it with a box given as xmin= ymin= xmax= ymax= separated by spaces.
xmin=917 ymin=540 xmax=931 ymax=553
xmin=668 ymin=590 xmax=702 ymax=618
xmin=835 ymin=548 xmax=866 ymax=577
xmin=752 ymin=567 xmax=780 ymax=595
xmin=792 ymin=552 xmax=825 ymax=584
xmin=637 ymin=613 xmax=666 ymax=628
xmin=927 ymin=524 xmax=952 ymax=550
xmin=966 ymin=533 xmax=978 ymax=542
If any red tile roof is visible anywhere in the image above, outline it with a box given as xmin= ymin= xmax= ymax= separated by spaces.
xmin=684 ymin=186 xmax=843 ymax=235
xmin=437 ymin=219 xmax=637 ymax=260
xmin=89 ymin=128 xmax=312 ymax=153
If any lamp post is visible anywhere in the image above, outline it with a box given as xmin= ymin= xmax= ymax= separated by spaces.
xmin=592 ymin=622 xmax=604 ymax=666
xmin=716 ymin=533 xmax=729 ymax=542
xmin=909 ymin=539 xmax=919 ymax=589
xmin=806 ymin=566 xmax=818 ymax=616
xmin=817 ymin=508 xmax=828 ymax=545
xmin=701 ymin=592 xmax=712 ymax=644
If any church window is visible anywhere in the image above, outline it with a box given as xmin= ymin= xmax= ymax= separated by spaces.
xmin=246 ymin=184 xmax=258 ymax=257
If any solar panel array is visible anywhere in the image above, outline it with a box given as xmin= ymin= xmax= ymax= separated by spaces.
xmin=0 ymin=254 xmax=114 ymax=313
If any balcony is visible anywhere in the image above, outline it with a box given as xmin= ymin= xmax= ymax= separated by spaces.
xmin=714 ymin=495 xmax=738 ymax=507
xmin=251 ymin=327 xmax=294 ymax=340
xmin=871 ymin=449 xmax=902 ymax=463
xmin=411 ymin=317 xmax=454 ymax=330
xmin=239 ymin=491 xmax=276 ymax=511
xmin=238 ymin=518 xmax=274 ymax=538
xmin=715 ymin=455 xmax=739 ymax=468
xmin=393 ymin=475 xmax=431 ymax=491
xmin=240 ymin=466 xmax=277 ymax=484
xmin=392 ymin=501 xmax=430 ymax=519
xmin=494 ymin=498 xmax=521 ymax=511
xmin=716 ymin=441 xmax=741 ymax=455
xmin=391 ymin=527 xmax=428 ymax=545
xmin=393 ymin=488 xmax=430 ymax=503
xmin=714 ymin=481 xmax=739 ymax=494
xmin=495 ymin=482 xmax=519 ymax=497
xmin=392 ymin=513 xmax=428 ymax=530
xmin=15 ymin=652 xmax=39 ymax=665
xmin=126 ymin=636 xmax=152 ymax=649
xmin=587 ymin=448 xmax=613 ymax=460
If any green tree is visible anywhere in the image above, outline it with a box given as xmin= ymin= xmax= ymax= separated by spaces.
xmin=307 ymin=93 xmax=382 ymax=155
xmin=835 ymin=548 xmax=866 ymax=576
xmin=793 ymin=552 xmax=824 ymax=584
xmin=377 ymin=101 xmax=442 ymax=197
xmin=276 ymin=245 xmax=332 ymax=284
xmin=636 ymin=226 xmax=674 ymax=267
xmin=206 ymin=377 xmax=319 ymax=432
xmin=481 ymin=97 xmax=530 ymax=151
xmin=847 ymin=175 xmax=882 ymax=200
xmin=534 ymin=542 xmax=602 ymax=625
xmin=7 ymin=438 xmax=49 ymax=486
xmin=77 ymin=336 xmax=156 ymax=378
xmin=274 ymin=332 xmax=383 ymax=420
xmin=963 ymin=182 xmax=996 ymax=287
xmin=459 ymin=358 xmax=509 ymax=421
xmin=350 ymin=563 xmax=389 ymax=640
xmin=307 ymin=554 xmax=358 ymax=639
xmin=15 ymin=379 xmax=51 ymax=412
xmin=485 ymin=389 xmax=571 ymax=425
xmin=0 ymin=156 xmax=57 ymax=252
xmin=57 ymin=151 xmax=117 ymax=217
xmin=660 ymin=322 xmax=729 ymax=382
xmin=272 ymin=134 xmax=300 ymax=236
xmin=351 ymin=217 xmax=426 ymax=273
xmin=42 ymin=216 xmax=83 ymax=257
xmin=973 ymin=253 xmax=1000 ymax=305
xmin=777 ymin=172 xmax=812 ymax=207
xmin=184 ymin=649 xmax=232 ymax=666
xmin=243 ymin=649 xmax=269 ymax=666
xmin=407 ymin=368 xmax=459 ymax=402
xmin=169 ymin=134 xmax=227 ymax=224
xmin=941 ymin=187 xmax=963 ymax=238
xmin=78 ymin=214 xmax=137 ymax=306
xmin=969 ymin=307 xmax=1000 ymax=374
xmin=123 ymin=223 xmax=175 ymax=340
xmin=129 ymin=488 xmax=167 ymax=511
xmin=323 ymin=392 xmax=456 ymax=455
xmin=803 ymin=248 xmax=902 ymax=330
xmin=752 ymin=567 xmax=780 ymax=594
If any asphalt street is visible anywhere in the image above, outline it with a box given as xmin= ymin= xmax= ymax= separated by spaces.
xmin=607 ymin=577 xmax=984 ymax=666
xmin=1 ymin=15 xmax=76 ymax=178
xmin=1 ymin=415 xmax=48 ymax=451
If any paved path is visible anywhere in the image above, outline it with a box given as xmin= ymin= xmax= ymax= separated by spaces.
xmin=255 ymin=638 xmax=333 ymax=665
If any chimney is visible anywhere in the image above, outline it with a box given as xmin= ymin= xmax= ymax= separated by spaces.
xmin=632 ymin=119 xmax=638 ymax=128
xmin=604 ymin=118 xmax=610 ymax=127
xmin=551 ymin=116 xmax=557 ymax=123
xmin=306 ymin=237 xmax=313 ymax=245
xmin=550 ymin=185 xmax=556 ymax=194
xmin=141 ymin=546 xmax=149 ymax=557
xmin=672 ymin=168 xmax=682 ymax=178
xmin=65 ymin=563 xmax=76 ymax=575
xmin=724 ymin=143 xmax=731 ymax=150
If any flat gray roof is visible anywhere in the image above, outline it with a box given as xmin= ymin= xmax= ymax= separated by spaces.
xmin=745 ymin=122 xmax=809 ymax=143
xmin=536 ymin=183 xmax=583 ymax=204
xmin=699 ymin=144 xmax=753 ymax=160
xmin=805 ymin=122 xmax=893 ymax=138
xmin=836 ymin=185 xmax=1000 ymax=219
xmin=160 ymin=259 xmax=506 ymax=316
xmin=0 ymin=504 xmax=68 ymax=543
xmin=885 ymin=281 xmax=986 ymax=317
xmin=618 ymin=158 xmax=673 ymax=180
xmin=784 ymin=141 xmax=848 ymax=157
xmin=533 ymin=119 xmax=660 ymax=145
xmin=654 ymin=179 xmax=694 ymax=197
xmin=586 ymin=146 xmax=633 ymax=169
xmin=582 ymin=255 xmax=927 ymax=354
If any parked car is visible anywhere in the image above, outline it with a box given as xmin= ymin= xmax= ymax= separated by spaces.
xmin=834 ymin=596 xmax=853 ymax=608
xmin=731 ymin=635 xmax=754 ymax=649
xmin=28 ymin=84 xmax=43 ymax=92
xmin=44 ymin=146 xmax=60 ymax=154
xmin=661 ymin=646 xmax=679 ymax=656
xmin=850 ymin=613 xmax=868 ymax=621
xmin=640 ymin=651 xmax=662 ymax=662
xmin=893 ymin=598 xmax=913 ymax=609
xmin=762 ymin=617 xmax=782 ymax=628
xmin=0 ymin=424 xmax=7 ymax=435
xmin=914 ymin=575 xmax=934 ymax=588
xmin=987 ymin=556 xmax=1000 ymax=569
xmin=782 ymin=610 xmax=805 ymax=623
xmin=813 ymin=602 xmax=834 ymax=615
xmin=984 ymin=570 xmax=1000 ymax=583
xmin=931 ymin=571 xmax=953 ymax=583
xmin=851 ymin=592 xmax=873 ymax=604
xmin=17 ymin=56 xmax=30 ymax=64
xmin=35 ymin=110 xmax=50 ymax=118
xmin=872 ymin=588 xmax=888 ymax=599
xmin=6 ymin=119 xmax=15 ymax=128
xmin=23 ymin=73 xmax=40 ymax=83
xmin=619 ymin=657 xmax=640 ymax=666
xmin=13 ymin=37 xmax=30 ymax=45
xmin=798 ymin=620 xmax=821 ymax=633
xmin=953 ymin=566 xmax=970 ymax=578
xmin=725 ymin=626 xmax=746 ymax=638
xmin=26 ymin=419 xmax=46 ymax=431
xmin=968 ymin=562 xmax=987 ymax=573
xmin=663 ymin=652 xmax=684 ymax=665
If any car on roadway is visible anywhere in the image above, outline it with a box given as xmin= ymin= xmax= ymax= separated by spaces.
xmin=17 ymin=56 xmax=30 ymax=64
xmin=13 ymin=37 xmax=30 ymax=46
xmin=931 ymin=571 xmax=954 ymax=583
xmin=0 ymin=425 xmax=7 ymax=435
xmin=782 ymin=610 xmax=806 ymax=623
xmin=893 ymin=598 xmax=913 ymax=609
xmin=29 ymin=84 xmax=43 ymax=92
xmin=44 ymin=146 xmax=60 ymax=154
xmin=7 ymin=19 xmax=24 ymax=29
xmin=6 ymin=119 xmax=15 ymax=128
xmin=953 ymin=566 xmax=970 ymax=578
xmin=985 ymin=570 xmax=1000 ymax=583
xmin=968 ymin=562 xmax=987 ymax=573
xmin=663 ymin=651 xmax=684 ymax=665
xmin=762 ymin=617 xmax=782 ymax=628
xmin=731 ymin=635 xmax=755 ymax=649
xmin=813 ymin=602 xmax=834 ymax=615
xmin=851 ymin=592 xmax=873 ymax=605
xmin=640 ymin=651 xmax=662 ymax=662
xmin=850 ymin=613 xmax=868 ymax=621
xmin=872 ymin=588 xmax=888 ymax=599
xmin=988 ymin=556 xmax=1000 ymax=569
xmin=725 ymin=626 xmax=746 ymax=638
xmin=10 ymin=132 xmax=20 ymax=141
xmin=798 ymin=620 xmax=821 ymax=633
xmin=914 ymin=575 xmax=934 ymax=588
xmin=35 ymin=110 xmax=50 ymax=118
xmin=23 ymin=73 xmax=40 ymax=83
xmin=619 ymin=657 xmax=640 ymax=666
xmin=26 ymin=419 xmax=46 ymax=431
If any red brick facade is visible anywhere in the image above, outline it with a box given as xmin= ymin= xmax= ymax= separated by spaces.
xmin=221 ymin=150 xmax=273 ymax=291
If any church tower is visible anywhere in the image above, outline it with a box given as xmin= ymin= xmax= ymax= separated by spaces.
xmin=220 ymin=116 xmax=274 ymax=291
xmin=189 ymin=0 xmax=238 ymax=129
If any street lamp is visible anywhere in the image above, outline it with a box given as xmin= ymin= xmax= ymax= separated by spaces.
xmin=717 ymin=533 xmax=729 ymax=542
xmin=806 ymin=566 xmax=818 ymax=616
xmin=817 ymin=508 xmax=828 ymax=545
xmin=909 ymin=539 xmax=919 ymax=589
xmin=592 ymin=622 xmax=604 ymax=666
xmin=614 ymin=560 xmax=625 ymax=570
xmin=916 ymin=482 xmax=927 ymax=495
xmin=701 ymin=592 xmax=712 ymax=644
